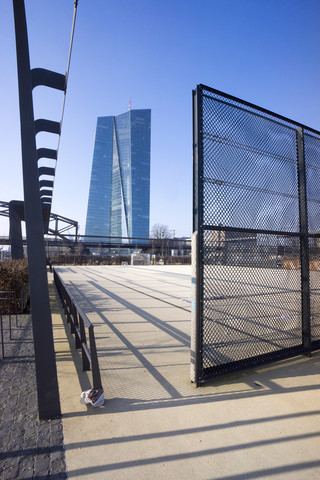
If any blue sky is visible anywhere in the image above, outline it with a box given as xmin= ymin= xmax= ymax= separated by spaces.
xmin=0 ymin=0 xmax=319 ymax=237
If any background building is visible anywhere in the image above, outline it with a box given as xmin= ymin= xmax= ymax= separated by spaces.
xmin=85 ymin=109 xmax=151 ymax=242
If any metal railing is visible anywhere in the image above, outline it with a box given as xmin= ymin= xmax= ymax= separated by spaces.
xmin=0 ymin=291 xmax=18 ymax=335
xmin=0 ymin=308 xmax=4 ymax=358
xmin=53 ymin=269 xmax=102 ymax=391
xmin=0 ymin=291 xmax=21 ymax=358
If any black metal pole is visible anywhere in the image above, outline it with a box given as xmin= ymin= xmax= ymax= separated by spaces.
xmin=9 ymin=201 xmax=25 ymax=260
xmin=0 ymin=308 xmax=4 ymax=358
xmin=191 ymin=86 xmax=203 ymax=386
xmin=89 ymin=326 xmax=103 ymax=391
xmin=296 ymin=127 xmax=311 ymax=353
xmin=12 ymin=0 xmax=61 ymax=419
xmin=196 ymin=86 xmax=205 ymax=385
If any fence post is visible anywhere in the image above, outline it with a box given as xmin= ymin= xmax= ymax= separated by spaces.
xmin=0 ymin=308 xmax=4 ymax=358
xmin=73 ymin=303 xmax=81 ymax=349
xmin=79 ymin=314 xmax=90 ymax=371
xmin=89 ymin=326 xmax=102 ymax=390
xmin=191 ymin=86 xmax=204 ymax=386
xmin=296 ymin=128 xmax=311 ymax=352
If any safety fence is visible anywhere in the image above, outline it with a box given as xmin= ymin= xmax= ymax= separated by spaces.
xmin=192 ymin=84 xmax=320 ymax=384
xmin=53 ymin=269 xmax=103 ymax=391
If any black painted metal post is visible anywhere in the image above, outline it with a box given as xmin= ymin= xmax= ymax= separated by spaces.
xmin=0 ymin=308 xmax=4 ymax=358
xmin=197 ymin=87 xmax=205 ymax=385
xmin=89 ymin=326 xmax=102 ymax=390
xmin=12 ymin=0 xmax=61 ymax=419
xmin=9 ymin=201 xmax=25 ymax=260
xmin=191 ymin=86 xmax=203 ymax=386
xmin=296 ymin=128 xmax=311 ymax=352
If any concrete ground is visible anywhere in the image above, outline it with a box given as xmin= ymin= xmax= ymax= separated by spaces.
xmin=0 ymin=313 xmax=66 ymax=480
xmin=50 ymin=265 xmax=320 ymax=480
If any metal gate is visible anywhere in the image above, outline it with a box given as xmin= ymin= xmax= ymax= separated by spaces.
xmin=191 ymin=84 xmax=320 ymax=385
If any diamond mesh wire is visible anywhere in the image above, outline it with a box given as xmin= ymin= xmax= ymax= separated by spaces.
xmin=196 ymin=86 xmax=320 ymax=381
xmin=201 ymin=231 xmax=302 ymax=376
xmin=310 ymin=236 xmax=320 ymax=342
xmin=304 ymin=131 xmax=320 ymax=233
xmin=202 ymin=92 xmax=299 ymax=232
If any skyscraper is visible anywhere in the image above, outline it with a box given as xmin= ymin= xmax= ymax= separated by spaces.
xmin=85 ymin=109 xmax=151 ymax=242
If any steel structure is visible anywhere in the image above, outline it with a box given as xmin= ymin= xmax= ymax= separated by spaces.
xmin=48 ymin=213 xmax=79 ymax=242
xmin=0 ymin=201 xmax=10 ymax=217
xmin=12 ymin=0 xmax=78 ymax=418
xmin=192 ymin=84 xmax=320 ymax=385
xmin=1 ymin=201 xmax=78 ymax=243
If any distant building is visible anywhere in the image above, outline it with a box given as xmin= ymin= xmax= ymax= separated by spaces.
xmin=85 ymin=109 xmax=151 ymax=242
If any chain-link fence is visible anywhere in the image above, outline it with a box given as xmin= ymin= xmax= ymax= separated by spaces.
xmin=192 ymin=85 xmax=320 ymax=384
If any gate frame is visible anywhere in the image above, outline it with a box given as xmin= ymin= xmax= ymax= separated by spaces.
xmin=192 ymin=84 xmax=319 ymax=385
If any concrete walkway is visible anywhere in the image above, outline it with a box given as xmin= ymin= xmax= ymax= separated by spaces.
xmin=51 ymin=265 xmax=320 ymax=480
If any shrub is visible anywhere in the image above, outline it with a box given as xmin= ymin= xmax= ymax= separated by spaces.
xmin=0 ymin=259 xmax=29 ymax=313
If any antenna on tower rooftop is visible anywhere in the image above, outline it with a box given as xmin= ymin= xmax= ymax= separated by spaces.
xmin=128 ymin=97 xmax=131 ymax=111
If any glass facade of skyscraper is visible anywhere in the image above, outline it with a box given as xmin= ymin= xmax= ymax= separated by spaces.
xmin=85 ymin=109 xmax=151 ymax=242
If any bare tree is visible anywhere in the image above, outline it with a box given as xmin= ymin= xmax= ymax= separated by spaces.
xmin=150 ymin=224 xmax=172 ymax=239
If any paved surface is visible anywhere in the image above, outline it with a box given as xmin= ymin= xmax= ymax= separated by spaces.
xmin=0 ymin=314 xmax=67 ymax=479
xmin=52 ymin=265 xmax=320 ymax=480
xmin=2 ymin=265 xmax=320 ymax=479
